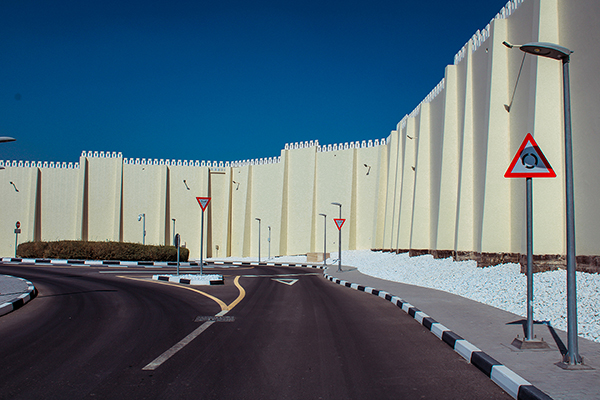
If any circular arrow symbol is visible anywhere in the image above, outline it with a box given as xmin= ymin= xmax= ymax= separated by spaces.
xmin=521 ymin=152 xmax=538 ymax=169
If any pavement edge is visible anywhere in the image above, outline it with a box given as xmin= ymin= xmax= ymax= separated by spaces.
xmin=323 ymin=272 xmax=553 ymax=400
xmin=0 ymin=276 xmax=38 ymax=317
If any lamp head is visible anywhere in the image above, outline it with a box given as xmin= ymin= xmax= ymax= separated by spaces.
xmin=504 ymin=41 xmax=572 ymax=61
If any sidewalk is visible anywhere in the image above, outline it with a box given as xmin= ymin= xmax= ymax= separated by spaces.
xmin=325 ymin=266 xmax=600 ymax=400
xmin=0 ymin=274 xmax=37 ymax=317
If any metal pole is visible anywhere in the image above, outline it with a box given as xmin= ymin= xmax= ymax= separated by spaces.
xmin=256 ymin=219 xmax=261 ymax=263
xmin=338 ymin=207 xmax=342 ymax=272
xmin=15 ymin=231 xmax=18 ymax=257
xmin=268 ymin=226 xmax=271 ymax=260
xmin=323 ymin=216 xmax=327 ymax=267
xmin=319 ymin=213 xmax=327 ymax=267
xmin=172 ymin=219 xmax=176 ymax=246
xmin=200 ymin=210 xmax=205 ymax=275
xmin=526 ymin=177 xmax=534 ymax=341
xmin=176 ymin=234 xmax=180 ymax=276
xmin=562 ymin=59 xmax=581 ymax=364
xmin=143 ymin=214 xmax=146 ymax=245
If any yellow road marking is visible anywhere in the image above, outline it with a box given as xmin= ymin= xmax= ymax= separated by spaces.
xmin=118 ymin=275 xmax=246 ymax=312
xmin=227 ymin=276 xmax=245 ymax=310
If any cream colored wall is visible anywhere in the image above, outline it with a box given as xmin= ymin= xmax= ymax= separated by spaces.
xmin=435 ymin=65 xmax=460 ymax=254
xmin=283 ymin=146 xmax=317 ymax=255
xmin=248 ymin=161 xmax=284 ymax=258
xmin=0 ymin=165 xmax=38 ymax=256
xmin=121 ymin=163 xmax=167 ymax=245
xmin=208 ymin=167 xmax=232 ymax=258
xmin=40 ymin=167 xmax=83 ymax=242
xmin=314 ymin=146 xmax=354 ymax=253
xmin=4 ymin=0 xmax=600 ymax=265
xmin=84 ymin=155 xmax=122 ymax=242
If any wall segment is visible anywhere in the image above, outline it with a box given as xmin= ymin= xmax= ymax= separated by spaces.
xmin=2 ymin=0 xmax=600 ymax=272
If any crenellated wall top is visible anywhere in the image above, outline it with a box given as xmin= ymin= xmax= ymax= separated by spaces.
xmin=2 ymin=136 xmax=390 ymax=170
xmin=0 ymin=160 xmax=79 ymax=169
xmin=453 ymin=0 xmax=524 ymax=65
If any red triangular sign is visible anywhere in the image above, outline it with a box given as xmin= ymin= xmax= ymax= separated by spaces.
xmin=505 ymin=133 xmax=556 ymax=178
xmin=334 ymin=218 xmax=345 ymax=230
xmin=196 ymin=197 xmax=211 ymax=211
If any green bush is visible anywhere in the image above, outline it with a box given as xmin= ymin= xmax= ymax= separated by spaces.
xmin=17 ymin=241 xmax=189 ymax=262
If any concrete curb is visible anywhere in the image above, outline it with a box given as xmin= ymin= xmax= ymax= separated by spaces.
xmin=1 ymin=257 xmax=327 ymax=269
xmin=0 ymin=276 xmax=38 ymax=317
xmin=323 ymin=272 xmax=552 ymax=400
xmin=154 ymin=275 xmax=225 ymax=285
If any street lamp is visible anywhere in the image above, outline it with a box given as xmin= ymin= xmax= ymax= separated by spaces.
xmin=504 ymin=41 xmax=582 ymax=366
xmin=172 ymin=218 xmax=176 ymax=246
xmin=268 ymin=225 xmax=271 ymax=260
xmin=319 ymin=213 xmax=327 ymax=267
xmin=0 ymin=137 xmax=15 ymax=170
xmin=138 ymin=213 xmax=146 ymax=245
xmin=331 ymin=202 xmax=342 ymax=272
xmin=255 ymin=218 xmax=261 ymax=263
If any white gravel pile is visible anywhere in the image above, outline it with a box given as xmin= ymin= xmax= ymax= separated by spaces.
xmin=210 ymin=250 xmax=600 ymax=343
xmin=340 ymin=250 xmax=600 ymax=344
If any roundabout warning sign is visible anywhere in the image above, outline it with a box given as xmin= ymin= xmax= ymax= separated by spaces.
xmin=505 ymin=133 xmax=556 ymax=178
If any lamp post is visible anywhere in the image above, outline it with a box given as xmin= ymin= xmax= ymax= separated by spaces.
xmin=255 ymin=218 xmax=261 ymax=263
xmin=319 ymin=213 xmax=327 ymax=267
xmin=172 ymin=218 xmax=176 ymax=246
xmin=504 ymin=41 xmax=581 ymax=366
xmin=331 ymin=203 xmax=342 ymax=272
xmin=268 ymin=225 xmax=271 ymax=260
xmin=138 ymin=213 xmax=146 ymax=245
xmin=0 ymin=137 xmax=15 ymax=170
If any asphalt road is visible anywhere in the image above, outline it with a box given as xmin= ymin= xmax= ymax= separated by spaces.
xmin=0 ymin=264 xmax=510 ymax=399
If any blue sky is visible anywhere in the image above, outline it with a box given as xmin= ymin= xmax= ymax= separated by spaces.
xmin=1 ymin=0 xmax=509 ymax=164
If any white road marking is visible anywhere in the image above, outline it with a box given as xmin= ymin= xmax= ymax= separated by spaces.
xmin=241 ymin=273 xmax=318 ymax=278
xmin=272 ymin=278 xmax=298 ymax=286
xmin=142 ymin=309 xmax=229 ymax=371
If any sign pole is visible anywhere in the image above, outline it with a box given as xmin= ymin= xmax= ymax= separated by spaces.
xmin=196 ymin=197 xmax=211 ymax=276
xmin=505 ymin=133 xmax=554 ymax=349
xmin=526 ymin=177 xmax=534 ymax=341
xmin=14 ymin=221 xmax=21 ymax=257
xmin=175 ymin=233 xmax=181 ymax=276
xmin=200 ymin=209 xmax=205 ymax=275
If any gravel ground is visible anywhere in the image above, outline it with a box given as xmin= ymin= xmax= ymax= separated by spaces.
xmin=211 ymin=250 xmax=600 ymax=343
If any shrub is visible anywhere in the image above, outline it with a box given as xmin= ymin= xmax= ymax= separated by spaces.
xmin=17 ymin=241 xmax=190 ymax=262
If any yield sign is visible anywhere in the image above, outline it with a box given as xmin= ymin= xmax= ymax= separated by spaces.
xmin=196 ymin=197 xmax=211 ymax=211
xmin=334 ymin=218 xmax=345 ymax=231
xmin=505 ymin=133 xmax=556 ymax=178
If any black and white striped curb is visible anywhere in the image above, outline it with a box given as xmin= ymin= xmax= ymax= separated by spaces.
xmin=154 ymin=275 xmax=225 ymax=285
xmin=0 ymin=276 xmax=38 ymax=317
xmin=1 ymin=257 xmax=326 ymax=269
xmin=323 ymin=273 xmax=552 ymax=400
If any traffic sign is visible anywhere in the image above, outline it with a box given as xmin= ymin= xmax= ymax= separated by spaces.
xmin=505 ymin=133 xmax=556 ymax=178
xmin=334 ymin=218 xmax=345 ymax=231
xmin=196 ymin=197 xmax=211 ymax=211
xmin=15 ymin=221 xmax=20 ymax=229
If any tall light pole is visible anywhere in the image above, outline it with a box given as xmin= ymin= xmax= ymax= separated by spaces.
xmin=331 ymin=202 xmax=342 ymax=272
xmin=255 ymin=218 xmax=261 ymax=263
xmin=319 ymin=213 xmax=327 ymax=267
xmin=268 ymin=225 xmax=271 ymax=260
xmin=0 ymin=137 xmax=15 ymax=170
xmin=172 ymin=218 xmax=176 ymax=246
xmin=138 ymin=213 xmax=146 ymax=245
xmin=504 ymin=41 xmax=581 ymax=366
